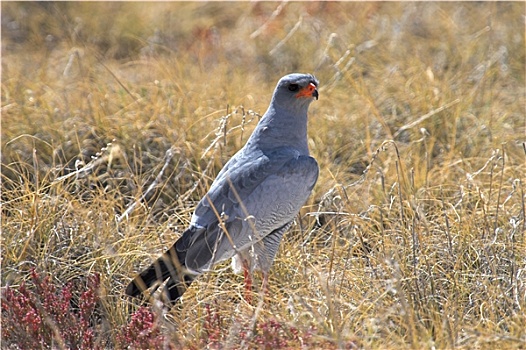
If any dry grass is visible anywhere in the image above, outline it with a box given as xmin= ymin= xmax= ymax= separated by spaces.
xmin=2 ymin=2 xmax=525 ymax=349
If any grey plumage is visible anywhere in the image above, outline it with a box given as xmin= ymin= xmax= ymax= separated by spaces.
xmin=126 ymin=73 xmax=319 ymax=305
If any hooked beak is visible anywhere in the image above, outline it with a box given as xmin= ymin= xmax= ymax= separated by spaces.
xmin=296 ymin=82 xmax=319 ymax=100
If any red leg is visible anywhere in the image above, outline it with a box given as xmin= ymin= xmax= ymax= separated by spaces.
xmin=242 ymin=260 xmax=253 ymax=303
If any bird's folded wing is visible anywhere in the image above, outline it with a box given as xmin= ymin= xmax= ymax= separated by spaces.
xmin=176 ymin=147 xmax=318 ymax=271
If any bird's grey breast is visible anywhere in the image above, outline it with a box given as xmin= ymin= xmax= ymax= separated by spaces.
xmin=242 ymin=154 xmax=319 ymax=232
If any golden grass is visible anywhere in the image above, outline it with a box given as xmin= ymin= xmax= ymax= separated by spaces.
xmin=2 ymin=2 xmax=525 ymax=349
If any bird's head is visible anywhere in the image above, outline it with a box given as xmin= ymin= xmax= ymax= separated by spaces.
xmin=270 ymin=73 xmax=319 ymax=113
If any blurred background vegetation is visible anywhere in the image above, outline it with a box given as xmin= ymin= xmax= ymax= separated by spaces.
xmin=2 ymin=2 xmax=525 ymax=349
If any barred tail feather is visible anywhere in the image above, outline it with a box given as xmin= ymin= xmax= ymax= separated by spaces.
xmin=125 ymin=243 xmax=194 ymax=304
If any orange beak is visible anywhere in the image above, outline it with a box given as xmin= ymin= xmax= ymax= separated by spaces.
xmin=295 ymin=83 xmax=319 ymax=100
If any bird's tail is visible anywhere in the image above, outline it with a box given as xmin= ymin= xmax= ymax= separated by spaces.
xmin=125 ymin=243 xmax=194 ymax=305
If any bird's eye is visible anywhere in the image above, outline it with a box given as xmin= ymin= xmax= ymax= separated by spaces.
xmin=288 ymin=84 xmax=299 ymax=92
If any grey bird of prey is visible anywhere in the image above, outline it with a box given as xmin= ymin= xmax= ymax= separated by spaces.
xmin=126 ymin=73 xmax=319 ymax=306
